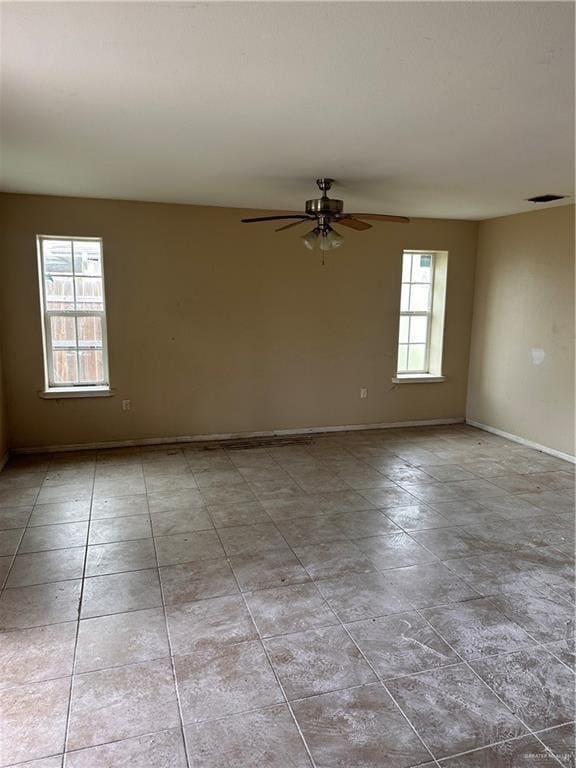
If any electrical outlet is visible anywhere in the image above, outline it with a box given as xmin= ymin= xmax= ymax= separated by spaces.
xmin=360 ymin=388 xmax=368 ymax=399
xmin=121 ymin=399 xmax=131 ymax=411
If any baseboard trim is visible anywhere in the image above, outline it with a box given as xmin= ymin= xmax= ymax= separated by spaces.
xmin=0 ymin=450 xmax=9 ymax=471
xmin=12 ymin=417 xmax=465 ymax=454
xmin=466 ymin=419 xmax=575 ymax=464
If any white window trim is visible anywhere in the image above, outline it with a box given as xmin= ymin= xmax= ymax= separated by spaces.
xmin=392 ymin=374 xmax=446 ymax=384
xmin=395 ymin=249 xmax=448 ymax=382
xmin=39 ymin=386 xmax=115 ymax=399
xmin=37 ymin=235 xmax=112 ymax=397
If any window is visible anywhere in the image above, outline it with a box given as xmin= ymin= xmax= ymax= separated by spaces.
xmin=37 ymin=236 xmax=110 ymax=392
xmin=396 ymin=250 xmax=448 ymax=379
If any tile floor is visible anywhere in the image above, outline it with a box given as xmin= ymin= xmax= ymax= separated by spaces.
xmin=0 ymin=424 xmax=574 ymax=767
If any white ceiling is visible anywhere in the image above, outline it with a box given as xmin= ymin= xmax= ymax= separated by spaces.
xmin=1 ymin=1 xmax=573 ymax=219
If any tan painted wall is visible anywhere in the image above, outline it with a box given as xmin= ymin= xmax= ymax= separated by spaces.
xmin=0 ymin=194 xmax=478 ymax=450
xmin=467 ymin=205 xmax=575 ymax=456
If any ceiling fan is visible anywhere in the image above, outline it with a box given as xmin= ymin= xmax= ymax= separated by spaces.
xmin=241 ymin=178 xmax=410 ymax=252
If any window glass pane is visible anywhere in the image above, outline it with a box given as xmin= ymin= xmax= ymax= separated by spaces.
xmin=43 ymin=240 xmax=72 ymax=274
xmin=412 ymin=254 xmax=433 ymax=283
xmin=398 ymin=315 xmax=409 ymax=344
xmin=401 ymin=253 xmax=412 ymax=282
xmin=409 ymin=315 xmax=428 ymax=344
xmin=409 ymin=284 xmax=430 ymax=312
xmin=79 ymin=350 xmax=104 ymax=383
xmin=45 ymin=275 xmax=74 ymax=309
xmin=50 ymin=316 xmax=77 ymax=348
xmin=40 ymin=236 xmax=109 ymax=389
xmin=52 ymin=350 xmax=78 ymax=384
xmin=407 ymin=344 xmax=426 ymax=371
xmin=400 ymin=283 xmax=410 ymax=312
xmin=74 ymin=241 xmax=102 ymax=276
xmin=75 ymin=276 xmax=102 ymax=301
xmin=77 ymin=316 xmax=103 ymax=348
xmin=397 ymin=344 xmax=408 ymax=372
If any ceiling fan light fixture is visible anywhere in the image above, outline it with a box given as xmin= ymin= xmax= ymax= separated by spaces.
xmin=302 ymin=229 xmax=319 ymax=250
xmin=324 ymin=228 xmax=343 ymax=250
xmin=302 ymin=227 xmax=344 ymax=252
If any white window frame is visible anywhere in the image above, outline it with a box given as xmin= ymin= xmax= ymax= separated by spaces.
xmin=395 ymin=250 xmax=448 ymax=383
xmin=398 ymin=251 xmax=435 ymax=374
xmin=37 ymin=235 xmax=111 ymax=395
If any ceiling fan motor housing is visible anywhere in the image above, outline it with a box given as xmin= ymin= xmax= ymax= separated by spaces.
xmin=305 ymin=197 xmax=344 ymax=216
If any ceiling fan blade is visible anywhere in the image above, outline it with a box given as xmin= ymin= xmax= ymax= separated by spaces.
xmin=337 ymin=217 xmax=373 ymax=231
xmin=347 ymin=214 xmax=410 ymax=223
xmin=275 ymin=218 xmax=313 ymax=232
xmin=241 ymin=215 xmax=308 ymax=223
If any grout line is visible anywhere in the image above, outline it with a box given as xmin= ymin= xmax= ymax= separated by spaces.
xmin=60 ymin=473 xmax=95 ymax=768
xmin=248 ymin=494 xmax=440 ymax=765
xmin=433 ymin=729 xmax=570 ymax=765
xmin=206 ymin=511 xmax=320 ymax=768
xmin=150 ymin=521 xmax=192 ymax=768
xmin=407 ymin=604 xmax=568 ymax=765
xmin=341 ymin=627 xmax=439 ymax=763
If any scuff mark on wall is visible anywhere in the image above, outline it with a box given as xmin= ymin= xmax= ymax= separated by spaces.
xmin=530 ymin=348 xmax=546 ymax=366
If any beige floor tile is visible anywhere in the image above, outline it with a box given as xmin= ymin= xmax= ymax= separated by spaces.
xmin=0 ymin=485 xmax=39 ymax=508
xmin=245 ymin=582 xmax=339 ymax=637
xmin=18 ymin=522 xmax=88 ymax=553
xmin=88 ymin=514 xmax=152 ymax=544
xmin=0 ymin=527 xmax=24 ymax=555
xmin=91 ymin=494 xmax=148 ymax=519
xmin=81 ymin=569 xmax=162 ymax=618
xmin=218 ymin=522 xmax=288 ymax=556
xmin=264 ymin=625 xmax=377 ymax=699
xmin=0 ymin=621 xmax=77 ymax=688
xmin=346 ymin=611 xmax=459 ymax=678
xmin=0 ymin=556 xmax=12 ymax=588
xmin=147 ymin=489 xmax=206 ymax=513
xmin=150 ymin=507 xmax=213 ymax=536
xmin=0 ymin=506 xmax=32 ymax=530
xmin=160 ymin=558 xmax=238 ymax=605
xmin=0 ymin=580 xmax=82 ymax=629
xmin=199 ymin=484 xmax=259 ymax=506
xmin=0 ymin=677 xmax=70 ymax=766
xmin=155 ymin=530 xmax=224 ymax=566
xmin=67 ymin=658 xmax=180 ymax=750
xmin=76 ymin=607 xmax=169 ymax=673
xmin=35 ymin=483 xmax=91 ymax=505
xmin=7 ymin=547 xmax=85 ymax=587
xmin=85 ymin=538 xmax=156 ymax=577
xmin=207 ymin=500 xmax=271 ymax=528
xmin=314 ymin=570 xmax=410 ymax=623
xmin=166 ymin=594 xmax=256 ymax=655
xmin=65 ymin=729 xmax=187 ymax=768
xmin=29 ymin=500 xmax=91 ymax=526
xmin=185 ymin=706 xmax=312 ymax=767
xmin=175 ymin=640 xmax=284 ymax=723
xmin=229 ymin=548 xmax=311 ymax=591
xmin=93 ymin=477 xmax=147 ymax=498
xmin=293 ymin=540 xmax=377 ymax=580
xmin=292 ymin=684 xmax=431 ymax=768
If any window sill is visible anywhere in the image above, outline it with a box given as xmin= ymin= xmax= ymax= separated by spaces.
xmin=39 ymin=387 xmax=115 ymax=399
xmin=392 ymin=375 xmax=446 ymax=384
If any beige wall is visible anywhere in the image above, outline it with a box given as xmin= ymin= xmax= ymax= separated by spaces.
xmin=0 ymin=194 xmax=478 ymax=450
xmin=467 ymin=205 xmax=575 ymax=457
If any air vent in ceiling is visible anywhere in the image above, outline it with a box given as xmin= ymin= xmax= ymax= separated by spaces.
xmin=526 ymin=194 xmax=567 ymax=203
